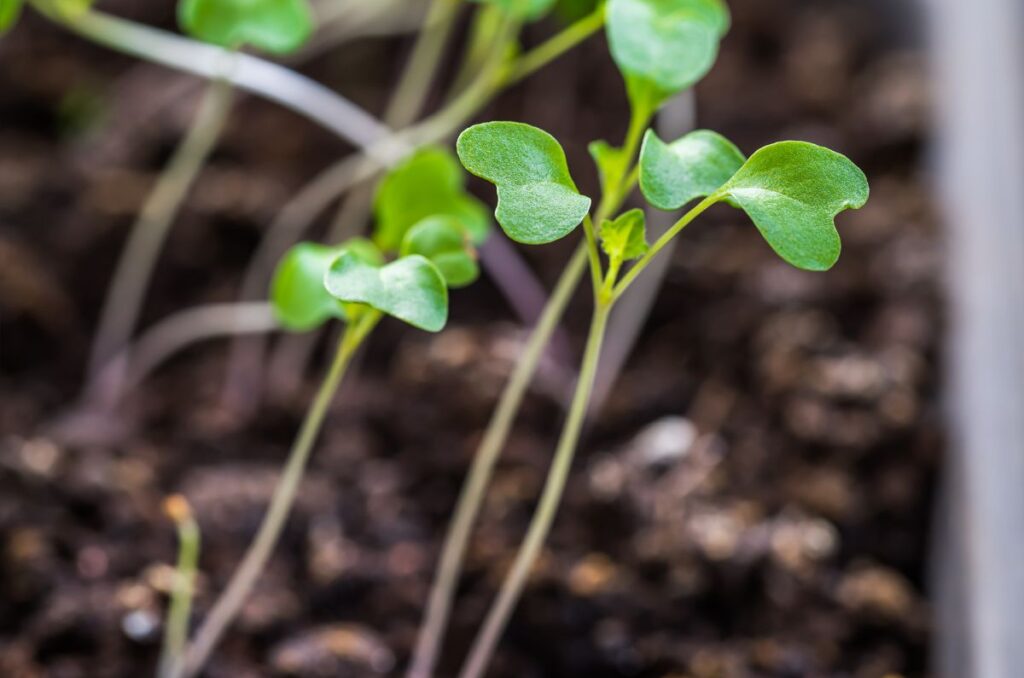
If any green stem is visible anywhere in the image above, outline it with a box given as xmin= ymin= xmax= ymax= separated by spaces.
xmin=582 ymin=215 xmax=605 ymax=294
xmin=405 ymin=243 xmax=588 ymax=678
xmin=385 ymin=0 xmax=461 ymax=128
xmin=457 ymin=300 xmax=612 ymax=678
xmin=157 ymin=498 xmax=201 ymax=678
xmin=170 ymin=311 xmax=380 ymax=678
xmin=85 ymin=77 xmax=233 ymax=406
xmin=500 ymin=2 xmax=606 ymax=86
xmin=613 ymin=194 xmax=719 ymax=299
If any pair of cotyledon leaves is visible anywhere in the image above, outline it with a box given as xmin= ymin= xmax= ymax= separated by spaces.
xmin=271 ymin=239 xmax=450 ymax=334
xmin=271 ymin=148 xmax=487 ymax=334
xmin=457 ymin=121 xmax=869 ymax=272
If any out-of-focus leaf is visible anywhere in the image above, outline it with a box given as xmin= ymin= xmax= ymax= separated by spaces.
xmin=600 ymin=208 xmax=648 ymax=262
xmin=178 ymin=0 xmax=314 ymax=54
xmin=400 ymin=216 xmax=480 ymax=288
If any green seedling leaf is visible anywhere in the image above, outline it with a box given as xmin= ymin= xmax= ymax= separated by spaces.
xmin=178 ymin=0 xmax=314 ymax=54
xmin=601 ymin=208 xmax=648 ymax=262
xmin=324 ymin=253 xmax=448 ymax=332
xmin=270 ymin=239 xmax=383 ymax=331
xmin=607 ymin=0 xmax=729 ymax=101
xmin=716 ymin=141 xmax=869 ymax=271
xmin=400 ymin=216 xmax=480 ymax=288
xmin=471 ymin=0 xmax=557 ymax=20
xmin=374 ymin=147 xmax=490 ymax=252
xmin=0 ymin=0 xmax=23 ymax=35
xmin=456 ymin=122 xmax=592 ymax=245
xmin=639 ymin=129 xmax=745 ymax=210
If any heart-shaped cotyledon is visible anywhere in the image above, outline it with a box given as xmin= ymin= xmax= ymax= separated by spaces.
xmin=457 ymin=121 xmax=592 ymax=245
xmin=324 ymin=252 xmax=449 ymax=332
xmin=716 ymin=141 xmax=870 ymax=271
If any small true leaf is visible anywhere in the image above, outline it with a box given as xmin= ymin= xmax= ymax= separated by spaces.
xmin=471 ymin=0 xmax=557 ymax=20
xmin=178 ymin=0 xmax=314 ymax=54
xmin=716 ymin=141 xmax=869 ymax=271
xmin=400 ymin=216 xmax=480 ymax=289
xmin=601 ymin=208 xmax=648 ymax=263
xmin=324 ymin=253 xmax=448 ymax=332
xmin=607 ymin=0 xmax=729 ymax=100
xmin=270 ymin=239 xmax=382 ymax=331
xmin=0 ymin=0 xmax=23 ymax=35
xmin=374 ymin=147 xmax=490 ymax=252
xmin=457 ymin=122 xmax=592 ymax=245
xmin=639 ymin=129 xmax=745 ymax=210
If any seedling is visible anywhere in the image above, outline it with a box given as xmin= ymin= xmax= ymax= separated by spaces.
xmin=165 ymin=144 xmax=484 ymax=678
xmin=407 ymin=3 xmax=741 ymax=675
xmin=421 ymin=0 xmax=868 ymax=675
xmin=453 ymin=125 xmax=867 ymax=678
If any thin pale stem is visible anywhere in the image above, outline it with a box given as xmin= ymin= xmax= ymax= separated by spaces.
xmin=613 ymin=194 xmax=719 ymax=299
xmin=157 ymin=497 xmax=201 ymax=678
xmin=457 ymin=301 xmax=612 ymax=678
xmin=405 ymin=243 xmax=588 ymax=678
xmin=85 ymin=77 xmax=233 ymax=404
xmin=169 ymin=311 xmax=380 ymax=678
xmin=385 ymin=0 xmax=461 ymax=128
xmin=33 ymin=3 xmax=395 ymax=154
xmin=85 ymin=302 xmax=277 ymax=408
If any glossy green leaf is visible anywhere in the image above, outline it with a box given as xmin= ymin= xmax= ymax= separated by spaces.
xmin=178 ymin=0 xmax=314 ymax=54
xmin=471 ymin=0 xmax=557 ymax=20
xmin=400 ymin=216 xmax=480 ymax=288
xmin=639 ymin=129 xmax=745 ymax=210
xmin=374 ymin=147 xmax=490 ymax=252
xmin=456 ymin=122 xmax=592 ymax=244
xmin=607 ymin=0 xmax=729 ymax=99
xmin=601 ymin=208 xmax=648 ymax=262
xmin=0 ymin=0 xmax=23 ymax=34
xmin=715 ymin=141 xmax=869 ymax=271
xmin=324 ymin=253 xmax=448 ymax=332
xmin=270 ymin=239 xmax=383 ymax=331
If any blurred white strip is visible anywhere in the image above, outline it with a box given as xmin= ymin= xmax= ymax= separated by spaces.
xmin=930 ymin=0 xmax=1024 ymax=676
xmin=57 ymin=9 xmax=398 ymax=158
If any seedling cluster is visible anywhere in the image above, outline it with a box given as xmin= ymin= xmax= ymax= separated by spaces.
xmin=3 ymin=0 xmax=869 ymax=677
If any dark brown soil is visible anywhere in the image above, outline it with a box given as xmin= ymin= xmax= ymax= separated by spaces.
xmin=0 ymin=0 xmax=939 ymax=676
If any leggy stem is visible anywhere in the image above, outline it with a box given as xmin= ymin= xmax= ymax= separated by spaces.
xmin=405 ymin=243 xmax=588 ymax=678
xmin=169 ymin=311 xmax=380 ymax=678
xmin=157 ymin=496 xmax=201 ymax=678
xmin=457 ymin=300 xmax=612 ymax=678
xmin=85 ymin=77 xmax=233 ymax=407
